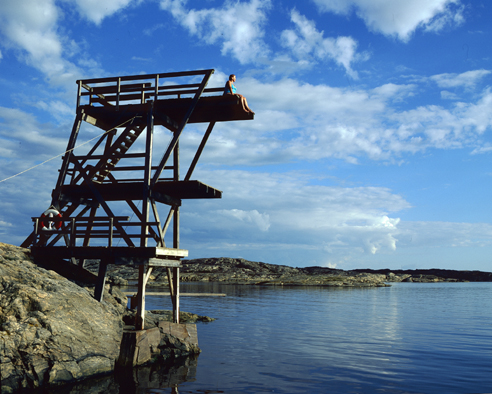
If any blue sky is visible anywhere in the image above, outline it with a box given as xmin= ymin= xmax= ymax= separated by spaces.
xmin=1 ymin=0 xmax=492 ymax=270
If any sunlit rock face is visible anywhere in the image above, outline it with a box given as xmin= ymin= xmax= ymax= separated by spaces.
xmin=0 ymin=243 xmax=125 ymax=393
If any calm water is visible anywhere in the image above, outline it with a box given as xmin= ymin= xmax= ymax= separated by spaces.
xmin=49 ymin=282 xmax=492 ymax=394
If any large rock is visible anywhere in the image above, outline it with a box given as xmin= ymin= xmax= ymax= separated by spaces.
xmin=0 ymin=243 xmax=126 ymax=393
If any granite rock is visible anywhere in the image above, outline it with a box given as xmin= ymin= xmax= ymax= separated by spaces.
xmin=0 ymin=243 xmax=126 ymax=393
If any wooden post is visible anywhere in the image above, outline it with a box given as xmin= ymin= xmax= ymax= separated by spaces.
xmin=70 ymin=218 xmax=76 ymax=247
xmin=154 ymin=75 xmax=159 ymax=102
xmin=76 ymin=80 xmax=82 ymax=109
xmin=173 ymin=203 xmax=180 ymax=324
xmin=109 ymin=217 xmax=113 ymax=247
xmin=135 ymin=263 xmax=153 ymax=330
xmin=94 ymin=260 xmax=108 ymax=302
xmin=173 ymin=267 xmax=180 ymax=324
xmin=116 ymin=77 xmax=121 ymax=111
xmin=141 ymin=102 xmax=154 ymax=247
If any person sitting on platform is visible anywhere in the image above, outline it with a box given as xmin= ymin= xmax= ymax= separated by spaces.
xmin=224 ymin=74 xmax=254 ymax=114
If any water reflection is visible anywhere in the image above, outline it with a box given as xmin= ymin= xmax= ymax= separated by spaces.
xmin=115 ymin=356 xmax=197 ymax=393
xmin=40 ymin=356 xmax=198 ymax=394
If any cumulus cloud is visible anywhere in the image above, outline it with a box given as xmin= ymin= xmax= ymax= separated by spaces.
xmin=159 ymin=0 xmax=271 ymax=64
xmin=179 ymin=169 xmax=408 ymax=266
xmin=311 ymin=0 xmax=464 ymax=42
xmin=280 ymin=10 xmax=361 ymax=78
xmin=0 ymin=0 xmax=81 ymax=86
xmin=188 ymin=75 xmax=492 ymax=165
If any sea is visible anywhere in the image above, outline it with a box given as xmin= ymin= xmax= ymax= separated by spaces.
xmin=45 ymin=282 xmax=492 ymax=394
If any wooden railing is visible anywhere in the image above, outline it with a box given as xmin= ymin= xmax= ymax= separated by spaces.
xmin=76 ymin=69 xmax=223 ymax=109
xmin=31 ymin=216 xmax=161 ymax=247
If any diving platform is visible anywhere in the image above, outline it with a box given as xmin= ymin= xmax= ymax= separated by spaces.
xmin=81 ymin=94 xmax=253 ymax=128
xmin=57 ymin=180 xmax=222 ymax=204
xmin=23 ymin=69 xmax=254 ymax=330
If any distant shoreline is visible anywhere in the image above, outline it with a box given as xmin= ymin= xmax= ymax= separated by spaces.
xmin=84 ymin=257 xmax=492 ymax=288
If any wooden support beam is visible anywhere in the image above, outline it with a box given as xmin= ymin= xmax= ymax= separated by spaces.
xmin=94 ymin=260 xmax=108 ymax=302
xmin=150 ymin=69 xmax=213 ymax=187
xmin=53 ymin=113 xmax=83 ymax=200
xmin=150 ymin=198 xmax=165 ymax=246
xmin=185 ymin=121 xmax=215 ymax=181
xmin=71 ymin=159 xmax=135 ymax=247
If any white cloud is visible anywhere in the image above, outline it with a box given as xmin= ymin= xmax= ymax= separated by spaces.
xmin=431 ymin=69 xmax=491 ymax=89
xmin=0 ymin=0 xmax=81 ymax=86
xmin=397 ymin=221 xmax=492 ymax=249
xmin=471 ymin=145 xmax=492 ymax=155
xmin=311 ymin=0 xmax=464 ymax=42
xmin=440 ymin=90 xmax=460 ymax=100
xmin=192 ymin=76 xmax=492 ymax=164
xmin=280 ymin=10 xmax=361 ymax=78
xmin=180 ymin=169 xmax=408 ymax=265
xmin=159 ymin=0 xmax=271 ymax=64
xmin=216 ymin=209 xmax=271 ymax=232
xmin=68 ymin=0 xmax=135 ymax=25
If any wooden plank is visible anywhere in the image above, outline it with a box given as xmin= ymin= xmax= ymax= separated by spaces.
xmin=72 ymin=153 xmax=148 ymax=160
xmin=124 ymin=292 xmax=226 ymax=297
xmin=90 ymin=87 xmax=225 ymax=104
xmin=147 ymin=258 xmax=181 ymax=267
xmin=81 ymin=82 xmax=152 ymax=95
xmin=155 ymin=247 xmax=188 ymax=257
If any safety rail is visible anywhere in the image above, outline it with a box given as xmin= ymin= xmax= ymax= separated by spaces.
xmin=76 ymin=69 xmax=223 ymax=109
xmin=31 ymin=216 xmax=161 ymax=247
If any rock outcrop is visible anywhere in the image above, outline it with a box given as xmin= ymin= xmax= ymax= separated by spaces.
xmin=0 ymin=243 xmax=127 ymax=393
xmin=0 ymin=243 xmax=204 ymax=393
xmin=352 ymin=268 xmax=492 ymax=282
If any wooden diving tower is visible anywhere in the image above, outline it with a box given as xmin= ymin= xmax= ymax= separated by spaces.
xmin=22 ymin=69 xmax=253 ymax=329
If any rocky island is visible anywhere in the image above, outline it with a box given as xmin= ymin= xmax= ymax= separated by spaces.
xmin=85 ymin=256 xmax=492 ymax=287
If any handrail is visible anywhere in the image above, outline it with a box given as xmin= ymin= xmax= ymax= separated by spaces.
xmin=32 ymin=216 xmax=161 ymax=247
xmin=76 ymin=69 xmax=222 ymax=109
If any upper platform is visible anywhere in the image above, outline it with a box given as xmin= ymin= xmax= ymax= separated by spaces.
xmin=76 ymin=69 xmax=254 ymax=129
xmin=56 ymin=180 xmax=222 ymax=205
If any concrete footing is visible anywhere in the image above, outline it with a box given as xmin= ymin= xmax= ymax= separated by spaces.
xmin=117 ymin=322 xmax=199 ymax=367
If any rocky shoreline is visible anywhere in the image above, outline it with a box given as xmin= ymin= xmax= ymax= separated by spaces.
xmin=86 ymin=257 xmax=492 ymax=287
xmin=0 ymin=243 xmax=205 ymax=393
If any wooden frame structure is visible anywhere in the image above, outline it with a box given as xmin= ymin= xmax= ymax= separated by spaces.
xmin=22 ymin=69 xmax=253 ymax=329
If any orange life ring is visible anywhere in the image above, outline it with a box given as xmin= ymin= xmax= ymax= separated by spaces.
xmin=39 ymin=208 xmax=62 ymax=231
